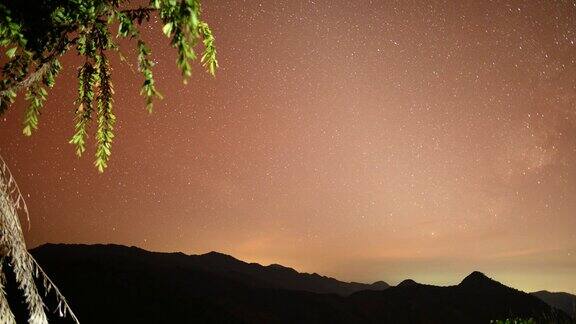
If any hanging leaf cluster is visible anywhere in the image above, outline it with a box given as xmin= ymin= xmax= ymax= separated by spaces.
xmin=0 ymin=1 xmax=218 ymax=322
xmin=0 ymin=0 xmax=218 ymax=172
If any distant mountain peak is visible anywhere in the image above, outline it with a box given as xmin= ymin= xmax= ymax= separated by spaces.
xmin=463 ymin=271 xmax=489 ymax=280
xmin=202 ymin=251 xmax=240 ymax=261
xmin=203 ymin=251 xmax=233 ymax=257
xmin=267 ymin=263 xmax=298 ymax=273
xmin=371 ymin=280 xmax=389 ymax=286
xmin=367 ymin=280 xmax=390 ymax=289
xmin=397 ymin=279 xmax=418 ymax=287
xmin=459 ymin=271 xmax=500 ymax=288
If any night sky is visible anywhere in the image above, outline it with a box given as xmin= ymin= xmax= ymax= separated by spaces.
xmin=1 ymin=0 xmax=575 ymax=293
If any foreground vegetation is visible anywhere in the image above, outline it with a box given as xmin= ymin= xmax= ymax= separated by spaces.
xmin=0 ymin=0 xmax=217 ymax=322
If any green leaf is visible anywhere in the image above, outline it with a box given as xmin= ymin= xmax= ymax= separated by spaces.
xmin=162 ymin=22 xmax=173 ymax=36
xmin=6 ymin=47 xmax=17 ymax=58
xmin=22 ymin=125 xmax=32 ymax=136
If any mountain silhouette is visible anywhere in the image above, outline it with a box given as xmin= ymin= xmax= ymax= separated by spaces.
xmin=3 ymin=244 xmax=571 ymax=323
xmin=532 ymin=290 xmax=576 ymax=319
xmin=186 ymin=249 xmax=389 ymax=295
xmin=458 ymin=271 xmax=506 ymax=289
xmin=397 ymin=279 xmax=419 ymax=287
xmin=349 ymin=271 xmax=572 ymax=324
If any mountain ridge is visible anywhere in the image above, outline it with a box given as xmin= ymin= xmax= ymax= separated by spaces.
xmin=531 ymin=290 xmax=576 ymax=319
xmin=10 ymin=243 xmax=571 ymax=324
xmin=32 ymin=243 xmax=390 ymax=296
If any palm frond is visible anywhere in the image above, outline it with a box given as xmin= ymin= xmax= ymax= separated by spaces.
xmin=0 ymin=154 xmax=79 ymax=324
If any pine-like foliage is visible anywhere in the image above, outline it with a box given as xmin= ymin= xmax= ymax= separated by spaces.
xmin=0 ymin=155 xmax=79 ymax=324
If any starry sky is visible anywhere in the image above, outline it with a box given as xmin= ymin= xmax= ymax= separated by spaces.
xmin=1 ymin=0 xmax=575 ymax=293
